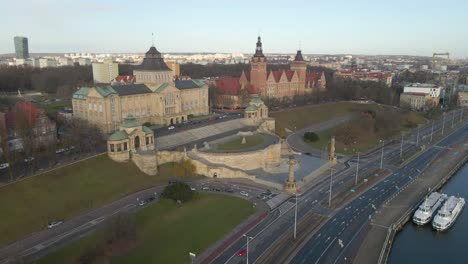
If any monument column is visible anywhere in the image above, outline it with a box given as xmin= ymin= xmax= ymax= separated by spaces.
xmin=285 ymin=155 xmax=297 ymax=193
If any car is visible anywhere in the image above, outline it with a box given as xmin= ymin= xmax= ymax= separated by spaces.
xmin=202 ymin=186 xmax=210 ymax=191
xmin=226 ymin=188 xmax=234 ymax=193
xmin=214 ymin=188 xmax=221 ymax=192
xmin=191 ymin=187 xmax=196 ymax=191
xmin=48 ymin=221 xmax=63 ymax=229
xmin=24 ymin=157 xmax=35 ymax=162
xmin=237 ymin=247 xmax=247 ymax=257
xmin=240 ymin=191 xmax=249 ymax=197
xmin=139 ymin=200 xmax=147 ymax=206
xmin=146 ymin=197 xmax=156 ymax=202
xmin=168 ymin=126 xmax=175 ymax=130
xmin=0 ymin=163 xmax=9 ymax=170
xmin=55 ymin=148 xmax=65 ymax=154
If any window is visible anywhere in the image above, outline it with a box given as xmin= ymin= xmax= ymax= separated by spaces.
xmin=146 ymin=137 xmax=149 ymax=145
xmin=117 ymin=144 xmax=122 ymax=152
xmin=110 ymin=144 xmax=115 ymax=152
xmin=124 ymin=142 xmax=128 ymax=151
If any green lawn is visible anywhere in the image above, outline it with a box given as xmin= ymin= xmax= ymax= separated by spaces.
xmin=39 ymin=193 xmax=255 ymax=264
xmin=216 ymin=135 xmax=265 ymax=151
xmin=306 ymin=128 xmax=380 ymax=155
xmin=0 ymin=154 xmax=199 ymax=246
xmin=271 ymin=102 xmax=374 ymax=138
xmin=41 ymin=99 xmax=71 ymax=116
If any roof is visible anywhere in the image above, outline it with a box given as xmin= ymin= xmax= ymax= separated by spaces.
xmin=245 ymin=105 xmax=258 ymax=111
xmin=401 ymin=92 xmax=429 ymax=97
xmin=254 ymin=36 xmax=265 ymax=58
xmin=95 ymin=86 xmax=117 ymax=97
xmin=251 ymin=94 xmax=264 ymax=104
xmin=294 ymin=50 xmax=304 ymax=61
xmin=113 ymin=75 xmax=136 ymax=83
xmin=175 ymin=79 xmax=205 ymax=90
xmin=285 ymin=70 xmax=295 ymax=81
xmin=72 ymin=87 xmax=91 ymax=99
xmin=108 ymin=130 xmax=128 ymax=141
xmin=134 ymin=46 xmax=171 ymax=72
xmin=142 ymin=126 xmax=153 ymax=134
xmin=111 ymin=84 xmax=152 ymax=96
xmin=271 ymin=70 xmax=283 ymax=82
xmin=306 ymin=71 xmax=324 ymax=86
xmin=215 ymin=76 xmax=241 ymax=95
xmin=122 ymin=114 xmax=140 ymax=128
xmin=155 ymin=83 xmax=170 ymax=93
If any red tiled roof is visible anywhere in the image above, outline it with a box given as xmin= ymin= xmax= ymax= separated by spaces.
xmin=271 ymin=70 xmax=283 ymax=82
xmin=285 ymin=70 xmax=295 ymax=81
xmin=113 ymin=75 xmax=136 ymax=83
xmin=215 ymin=76 xmax=241 ymax=95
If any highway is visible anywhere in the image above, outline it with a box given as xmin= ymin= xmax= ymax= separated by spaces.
xmin=289 ymin=117 xmax=467 ymax=263
xmin=211 ymin=109 xmax=466 ymax=264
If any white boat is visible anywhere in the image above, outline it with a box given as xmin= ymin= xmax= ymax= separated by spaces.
xmin=432 ymin=196 xmax=465 ymax=231
xmin=413 ymin=192 xmax=447 ymax=225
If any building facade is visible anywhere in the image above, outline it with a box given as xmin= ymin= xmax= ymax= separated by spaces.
xmin=399 ymin=93 xmax=432 ymax=111
xmin=92 ymin=60 xmax=119 ymax=83
xmin=335 ymin=69 xmax=393 ymax=87
xmin=458 ymin=92 xmax=468 ymax=107
xmin=14 ymin=36 xmax=29 ymax=59
xmin=72 ymin=44 xmax=209 ymax=133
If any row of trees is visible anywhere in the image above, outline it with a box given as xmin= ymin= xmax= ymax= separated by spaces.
xmin=0 ymin=65 xmax=93 ymax=97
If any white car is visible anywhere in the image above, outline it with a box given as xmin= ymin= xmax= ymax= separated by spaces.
xmin=168 ymin=126 xmax=175 ymax=130
xmin=24 ymin=157 xmax=35 ymax=162
xmin=55 ymin=148 xmax=65 ymax=154
xmin=0 ymin=163 xmax=9 ymax=170
xmin=240 ymin=191 xmax=249 ymax=197
xmin=47 ymin=221 xmax=63 ymax=229
xmin=202 ymin=186 xmax=210 ymax=191
xmin=191 ymin=187 xmax=196 ymax=191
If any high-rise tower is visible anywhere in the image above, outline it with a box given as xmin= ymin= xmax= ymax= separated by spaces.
xmin=250 ymin=36 xmax=267 ymax=96
xmin=14 ymin=36 xmax=29 ymax=59
xmin=290 ymin=50 xmax=307 ymax=85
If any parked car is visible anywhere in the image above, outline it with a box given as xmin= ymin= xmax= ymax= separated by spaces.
xmin=48 ymin=221 xmax=63 ymax=229
xmin=145 ymin=197 xmax=156 ymax=203
xmin=240 ymin=191 xmax=249 ymax=197
xmin=168 ymin=126 xmax=175 ymax=130
xmin=0 ymin=163 xmax=9 ymax=170
xmin=191 ymin=187 xmax=196 ymax=191
xmin=55 ymin=148 xmax=65 ymax=154
xmin=24 ymin=157 xmax=35 ymax=163
xmin=237 ymin=247 xmax=247 ymax=257
xmin=139 ymin=200 xmax=147 ymax=206
xmin=202 ymin=186 xmax=210 ymax=191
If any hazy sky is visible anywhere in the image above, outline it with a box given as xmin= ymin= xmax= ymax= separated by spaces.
xmin=1 ymin=0 xmax=467 ymax=57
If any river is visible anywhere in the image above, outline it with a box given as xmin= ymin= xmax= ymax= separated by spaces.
xmin=388 ymin=162 xmax=468 ymax=264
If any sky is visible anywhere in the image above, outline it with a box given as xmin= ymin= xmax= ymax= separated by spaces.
xmin=1 ymin=0 xmax=467 ymax=58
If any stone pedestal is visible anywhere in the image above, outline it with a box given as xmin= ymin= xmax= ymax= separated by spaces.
xmin=284 ymin=155 xmax=297 ymax=193
xmin=329 ymin=136 xmax=337 ymax=166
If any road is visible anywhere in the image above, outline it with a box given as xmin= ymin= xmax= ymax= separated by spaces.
xmin=289 ymin=115 xmax=467 ymax=263
xmin=0 ymin=180 xmax=270 ymax=263
xmin=210 ymin=109 xmax=466 ymax=264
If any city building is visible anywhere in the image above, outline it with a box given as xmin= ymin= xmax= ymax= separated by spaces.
xmin=14 ymin=36 xmax=29 ymax=59
xmin=92 ymin=60 xmax=119 ymax=83
xmin=58 ymin=57 xmax=74 ymax=66
xmin=72 ymin=43 xmax=209 ymax=133
xmin=165 ymin=61 xmax=180 ymax=77
xmin=38 ymin=58 xmax=57 ymax=68
xmin=399 ymin=93 xmax=432 ymax=111
xmin=335 ymin=68 xmax=393 ymax=86
xmin=78 ymin=58 xmax=91 ymax=66
xmin=403 ymin=83 xmax=444 ymax=100
xmin=112 ymin=75 xmax=136 ymax=84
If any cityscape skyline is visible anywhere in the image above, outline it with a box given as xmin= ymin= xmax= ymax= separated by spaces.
xmin=1 ymin=0 xmax=468 ymax=58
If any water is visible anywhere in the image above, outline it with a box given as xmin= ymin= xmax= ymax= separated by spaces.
xmin=388 ymin=163 xmax=468 ymax=264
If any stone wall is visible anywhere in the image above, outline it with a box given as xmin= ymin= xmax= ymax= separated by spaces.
xmin=157 ymin=150 xmax=186 ymax=164
xmin=108 ymin=151 xmax=130 ymax=162
xmin=132 ymin=152 xmax=158 ymax=176
xmin=192 ymin=142 xmax=281 ymax=171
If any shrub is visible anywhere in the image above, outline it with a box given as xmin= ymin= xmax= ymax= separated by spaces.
xmin=142 ymin=122 xmax=151 ymax=127
xmin=161 ymin=181 xmax=194 ymax=203
xmin=303 ymin=132 xmax=319 ymax=142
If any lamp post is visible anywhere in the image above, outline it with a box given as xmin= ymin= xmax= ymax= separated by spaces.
xmin=380 ymin=140 xmax=384 ymax=169
xmin=460 ymin=109 xmax=464 ymax=123
xmin=442 ymin=114 xmax=445 ymax=135
xmin=355 ymin=152 xmax=360 ymax=185
xmin=243 ymin=234 xmax=253 ymax=264
xmin=399 ymin=133 xmax=404 ymax=158
xmin=452 ymin=111 xmax=455 ymax=128
xmin=294 ymin=193 xmax=298 ymax=240
xmin=416 ymin=125 xmax=420 ymax=147
xmin=430 ymin=120 xmax=434 ymax=142
xmin=329 ymin=168 xmax=334 ymax=208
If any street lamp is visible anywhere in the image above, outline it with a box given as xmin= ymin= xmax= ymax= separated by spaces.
xmin=329 ymin=168 xmax=334 ymax=208
xmin=399 ymin=133 xmax=404 ymax=158
xmin=430 ymin=120 xmax=434 ymax=142
xmin=355 ymin=152 xmax=360 ymax=185
xmin=452 ymin=110 xmax=455 ymax=128
xmin=294 ymin=193 xmax=298 ymax=240
xmin=416 ymin=124 xmax=420 ymax=147
xmin=243 ymin=234 xmax=253 ymax=264
xmin=189 ymin=252 xmax=196 ymax=264
xmin=442 ymin=113 xmax=445 ymax=135
xmin=380 ymin=140 xmax=384 ymax=169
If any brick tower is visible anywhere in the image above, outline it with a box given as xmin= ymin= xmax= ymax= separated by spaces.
xmin=250 ymin=36 xmax=267 ymax=97
xmin=290 ymin=50 xmax=307 ymax=85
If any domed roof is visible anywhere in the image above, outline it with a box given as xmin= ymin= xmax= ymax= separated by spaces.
xmin=134 ymin=45 xmax=171 ymax=72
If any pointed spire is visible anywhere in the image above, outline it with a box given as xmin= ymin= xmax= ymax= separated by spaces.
xmin=294 ymin=50 xmax=304 ymax=62
xmin=254 ymin=36 xmax=265 ymax=58
xmin=151 ymin=32 xmax=154 ymax=47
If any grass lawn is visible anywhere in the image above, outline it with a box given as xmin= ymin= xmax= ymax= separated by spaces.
xmin=40 ymin=99 xmax=71 ymax=116
xmin=0 ymin=154 xmax=200 ymax=246
xmin=216 ymin=135 xmax=265 ymax=151
xmin=38 ymin=193 xmax=255 ymax=264
xmin=270 ymin=102 xmax=366 ymax=137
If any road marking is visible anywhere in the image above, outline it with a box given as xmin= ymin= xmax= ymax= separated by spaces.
xmin=314 ymin=237 xmax=337 ymax=264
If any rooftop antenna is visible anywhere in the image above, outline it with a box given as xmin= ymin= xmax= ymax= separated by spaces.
xmin=152 ymin=32 xmax=154 ymax=47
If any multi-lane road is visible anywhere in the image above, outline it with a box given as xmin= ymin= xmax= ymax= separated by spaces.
xmin=211 ymin=109 xmax=466 ymax=264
